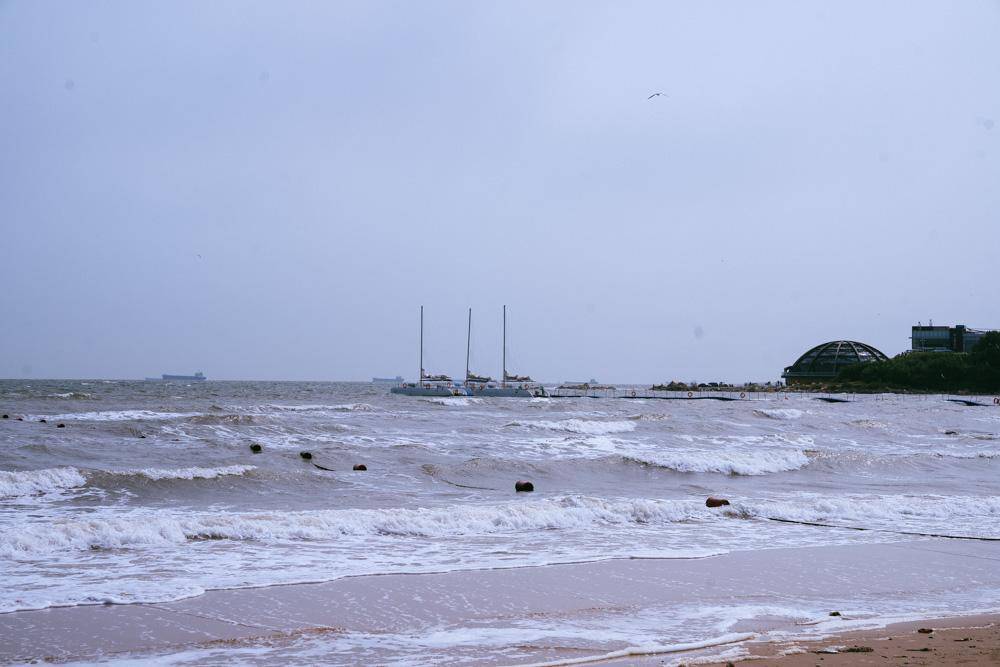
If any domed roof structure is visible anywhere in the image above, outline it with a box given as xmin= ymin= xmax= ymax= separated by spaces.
xmin=782 ymin=340 xmax=889 ymax=384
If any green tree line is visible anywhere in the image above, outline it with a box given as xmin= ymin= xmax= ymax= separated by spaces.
xmin=836 ymin=331 xmax=1000 ymax=392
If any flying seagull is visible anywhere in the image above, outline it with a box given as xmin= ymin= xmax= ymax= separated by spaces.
xmin=647 ymin=92 xmax=667 ymax=100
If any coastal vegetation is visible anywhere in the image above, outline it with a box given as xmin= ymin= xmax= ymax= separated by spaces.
xmin=835 ymin=332 xmax=1000 ymax=393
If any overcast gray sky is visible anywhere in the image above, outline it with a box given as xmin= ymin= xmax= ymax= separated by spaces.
xmin=1 ymin=1 xmax=998 ymax=382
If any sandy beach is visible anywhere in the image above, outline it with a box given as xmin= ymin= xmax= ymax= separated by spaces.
xmin=3 ymin=538 xmax=998 ymax=664
xmin=696 ymin=616 xmax=1000 ymax=666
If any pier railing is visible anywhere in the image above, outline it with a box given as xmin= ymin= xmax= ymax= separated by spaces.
xmin=545 ymin=387 xmax=1000 ymax=404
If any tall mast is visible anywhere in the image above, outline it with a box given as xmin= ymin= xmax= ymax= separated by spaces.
xmin=465 ymin=307 xmax=471 ymax=383
xmin=419 ymin=305 xmax=424 ymax=384
xmin=502 ymin=304 xmax=507 ymax=387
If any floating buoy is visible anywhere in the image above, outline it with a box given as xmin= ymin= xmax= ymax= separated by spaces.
xmin=918 ymin=628 xmax=933 ymax=634
xmin=829 ymin=611 xmax=841 ymax=617
xmin=16 ymin=417 xmax=23 ymax=421
xmin=1 ymin=414 xmax=8 ymax=419
xmin=299 ymin=451 xmax=313 ymax=460
xmin=353 ymin=463 xmax=367 ymax=471
xmin=39 ymin=418 xmax=47 ymax=423
xmin=706 ymin=496 xmax=730 ymax=507
xmin=56 ymin=423 xmax=66 ymax=428
xmin=944 ymin=430 xmax=958 ymax=435
xmin=249 ymin=443 xmax=262 ymax=453
xmin=515 ymin=480 xmax=534 ymax=492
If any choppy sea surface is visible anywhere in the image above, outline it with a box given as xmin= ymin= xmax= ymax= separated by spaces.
xmin=1 ymin=380 xmax=999 ymax=664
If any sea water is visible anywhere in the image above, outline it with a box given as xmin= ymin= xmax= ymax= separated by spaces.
xmin=1 ymin=380 xmax=998 ymax=663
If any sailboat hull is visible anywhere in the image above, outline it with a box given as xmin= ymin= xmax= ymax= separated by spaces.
xmin=390 ymin=385 xmax=469 ymax=397
xmin=468 ymin=385 xmax=547 ymax=398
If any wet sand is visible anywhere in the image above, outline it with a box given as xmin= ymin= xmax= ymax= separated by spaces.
xmin=694 ymin=615 xmax=1000 ymax=666
xmin=1 ymin=539 xmax=998 ymax=664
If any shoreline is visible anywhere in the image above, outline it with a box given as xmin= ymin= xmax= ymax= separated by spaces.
xmin=3 ymin=539 xmax=999 ymax=664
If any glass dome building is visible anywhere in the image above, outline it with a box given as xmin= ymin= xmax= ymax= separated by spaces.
xmin=782 ymin=340 xmax=889 ymax=385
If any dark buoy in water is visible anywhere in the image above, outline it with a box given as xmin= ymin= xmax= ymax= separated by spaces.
xmin=706 ymin=496 xmax=730 ymax=507
xmin=515 ymin=480 xmax=534 ymax=492
xmin=57 ymin=423 xmax=66 ymax=428
xmin=299 ymin=451 xmax=313 ymax=460
xmin=944 ymin=430 xmax=958 ymax=435
xmin=2 ymin=414 xmax=8 ymax=419
xmin=250 ymin=443 xmax=262 ymax=454
xmin=16 ymin=417 xmax=23 ymax=421
xmin=353 ymin=463 xmax=367 ymax=471
xmin=39 ymin=418 xmax=47 ymax=423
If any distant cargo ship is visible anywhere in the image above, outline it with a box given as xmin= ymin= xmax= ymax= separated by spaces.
xmin=145 ymin=372 xmax=207 ymax=382
xmin=373 ymin=376 xmax=405 ymax=384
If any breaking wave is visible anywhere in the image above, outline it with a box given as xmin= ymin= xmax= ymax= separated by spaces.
xmin=0 ymin=496 xmax=702 ymax=557
xmin=626 ymin=449 xmax=810 ymax=475
xmin=725 ymin=493 xmax=1000 ymax=537
xmin=752 ymin=408 xmax=804 ymax=420
xmin=108 ymin=465 xmax=257 ymax=481
xmin=0 ymin=468 xmax=87 ymax=498
xmin=30 ymin=410 xmax=195 ymax=422
xmin=0 ymin=465 xmax=257 ymax=499
xmin=424 ymin=397 xmax=484 ymax=406
xmin=507 ymin=419 xmax=637 ymax=435
xmin=187 ymin=414 xmax=255 ymax=425
xmin=267 ymin=403 xmax=377 ymax=412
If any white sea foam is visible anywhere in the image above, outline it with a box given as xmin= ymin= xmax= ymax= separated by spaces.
xmin=46 ymin=392 xmax=92 ymax=399
xmin=424 ymin=397 xmax=483 ymax=406
xmin=521 ymin=633 xmax=755 ymax=667
xmin=0 ymin=467 xmax=86 ymax=498
xmin=267 ymin=403 xmax=377 ymax=412
xmin=508 ymin=419 xmax=637 ymax=435
xmin=933 ymin=449 xmax=1000 ymax=459
xmin=629 ymin=448 xmax=811 ymax=475
xmin=753 ymin=408 xmax=804 ymax=420
xmin=0 ymin=496 xmax=703 ymax=557
xmin=30 ymin=410 xmax=195 ymax=422
xmin=730 ymin=493 xmax=1000 ymax=537
xmin=114 ymin=465 xmax=257 ymax=481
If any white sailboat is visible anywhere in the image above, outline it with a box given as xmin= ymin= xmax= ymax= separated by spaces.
xmin=467 ymin=305 xmax=546 ymax=398
xmin=391 ymin=306 xmax=468 ymax=397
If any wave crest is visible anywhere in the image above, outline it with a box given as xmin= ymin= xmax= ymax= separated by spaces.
xmin=109 ymin=465 xmax=257 ymax=481
xmin=752 ymin=408 xmax=804 ymax=420
xmin=507 ymin=419 xmax=637 ymax=435
xmin=627 ymin=449 xmax=810 ymax=475
xmin=0 ymin=496 xmax=702 ymax=557
xmin=0 ymin=467 xmax=86 ymax=498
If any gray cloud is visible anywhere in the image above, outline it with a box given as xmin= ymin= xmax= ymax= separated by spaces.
xmin=1 ymin=1 xmax=998 ymax=382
